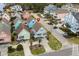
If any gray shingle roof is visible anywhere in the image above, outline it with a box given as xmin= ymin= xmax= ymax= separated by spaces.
xmin=72 ymin=12 xmax=79 ymax=23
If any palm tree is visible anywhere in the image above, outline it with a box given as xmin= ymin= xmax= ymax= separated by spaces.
xmin=38 ymin=38 xmax=42 ymax=47
xmin=37 ymin=37 xmax=42 ymax=47
xmin=29 ymin=39 xmax=33 ymax=49
xmin=29 ymin=34 xmax=34 ymax=49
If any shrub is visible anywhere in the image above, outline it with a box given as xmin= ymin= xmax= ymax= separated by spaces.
xmin=8 ymin=46 xmax=15 ymax=53
xmin=16 ymin=44 xmax=23 ymax=51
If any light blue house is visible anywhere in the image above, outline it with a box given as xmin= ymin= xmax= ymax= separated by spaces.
xmin=31 ymin=22 xmax=47 ymax=38
xmin=27 ymin=19 xmax=36 ymax=29
xmin=64 ymin=12 xmax=79 ymax=33
xmin=44 ymin=4 xmax=57 ymax=15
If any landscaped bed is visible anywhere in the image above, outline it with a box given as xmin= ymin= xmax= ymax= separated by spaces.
xmin=47 ymin=31 xmax=62 ymax=50
xmin=41 ymin=24 xmax=62 ymax=50
xmin=8 ymin=44 xmax=24 ymax=56
xmin=48 ymin=34 xmax=62 ymax=50
xmin=8 ymin=50 xmax=24 ymax=56
xmin=68 ymin=37 xmax=79 ymax=44
xmin=30 ymin=44 xmax=45 ymax=55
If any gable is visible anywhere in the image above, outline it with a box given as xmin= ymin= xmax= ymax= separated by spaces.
xmin=36 ymin=27 xmax=46 ymax=34
xmin=18 ymin=29 xmax=30 ymax=39
xmin=2 ymin=13 xmax=10 ymax=21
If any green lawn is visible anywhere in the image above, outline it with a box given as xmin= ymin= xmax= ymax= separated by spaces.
xmin=48 ymin=32 xmax=62 ymax=50
xmin=30 ymin=45 xmax=45 ymax=55
xmin=68 ymin=37 xmax=79 ymax=44
xmin=41 ymin=24 xmax=62 ymax=50
xmin=8 ymin=50 xmax=24 ymax=56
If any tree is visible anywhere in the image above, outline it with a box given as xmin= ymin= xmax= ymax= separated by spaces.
xmin=38 ymin=38 xmax=42 ymax=47
xmin=16 ymin=44 xmax=23 ymax=51
xmin=8 ymin=46 xmax=15 ymax=53
xmin=65 ymin=23 xmax=71 ymax=28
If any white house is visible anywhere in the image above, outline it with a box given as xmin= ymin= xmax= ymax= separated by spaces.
xmin=2 ymin=12 xmax=11 ymax=22
xmin=10 ymin=5 xmax=22 ymax=12
xmin=62 ymin=4 xmax=79 ymax=12
xmin=64 ymin=12 xmax=79 ymax=34
xmin=16 ymin=23 xmax=30 ymax=41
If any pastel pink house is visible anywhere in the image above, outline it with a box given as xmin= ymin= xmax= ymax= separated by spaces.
xmin=22 ymin=12 xmax=31 ymax=20
xmin=52 ymin=9 xmax=69 ymax=22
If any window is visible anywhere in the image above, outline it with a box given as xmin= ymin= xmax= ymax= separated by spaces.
xmin=19 ymin=36 xmax=24 ymax=39
xmin=0 ymin=39 xmax=4 ymax=41
xmin=43 ymin=33 xmax=47 ymax=35
xmin=37 ymin=34 xmax=41 ymax=35
xmin=54 ymin=16 xmax=57 ymax=18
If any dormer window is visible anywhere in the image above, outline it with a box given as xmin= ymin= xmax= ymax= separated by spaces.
xmin=0 ymin=39 xmax=4 ymax=41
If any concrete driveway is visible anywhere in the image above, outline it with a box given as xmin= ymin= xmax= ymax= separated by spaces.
xmin=0 ymin=44 xmax=9 ymax=56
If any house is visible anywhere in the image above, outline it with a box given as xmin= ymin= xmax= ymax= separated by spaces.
xmin=16 ymin=23 xmax=30 ymax=41
xmin=14 ymin=17 xmax=23 ymax=30
xmin=0 ymin=3 xmax=6 ymax=12
xmin=31 ymin=22 xmax=47 ymax=38
xmin=52 ymin=9 xmax=69 ymax=22
xmin=0 ymin=22 xmax=11 ymax=43
xmin=44 ymin=4 xmax=57 ymax=15
xmin=62 ymin=4 xmax=79 ymax=12
xmin=22 ymin=11 xmax=31 ymax=20
xmin=64 ymin=12 xmax=79 ymax=34
xmin=11 ymin=12 xmax=22 ymax=18
xmin=2 ymin=12 xmax=11 ymax=22
xmin=22 ymin=5 xmax=30 ymax=11
xmin=61 ymin=4 xmax=73 ymax=11
xmin=10 ymin=5 xmax=22 ymax=12
xmin=72 ymin=4 xmax=79 ymax=12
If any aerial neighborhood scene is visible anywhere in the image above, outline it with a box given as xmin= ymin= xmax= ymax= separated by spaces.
xmin=0 ymin=3 xmax=79 ymax=56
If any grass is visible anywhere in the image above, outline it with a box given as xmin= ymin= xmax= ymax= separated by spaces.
xmin=30 ymin=45 xmax=45 ymax=55
xmin=8 ymin=50 xmax=24 ymax=56
xmin=59 ymin=27 xmax=79 ymax=44
xmin=41 ymin=24 xmax=62 ymax=50
xmin=68 ymin=37 xmax=79 ymax=44
xmin=47 ymin=31 xmax=62 ymax=50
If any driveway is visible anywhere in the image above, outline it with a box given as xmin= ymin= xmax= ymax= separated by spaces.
xmin=0 ymin=44 xmax=9 ymax=56
xmin=20 ymin=41 xmax=33 ymax=56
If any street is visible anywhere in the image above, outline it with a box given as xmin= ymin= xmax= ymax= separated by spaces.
xmin=40 ymin=47 xmax=72 ymax=56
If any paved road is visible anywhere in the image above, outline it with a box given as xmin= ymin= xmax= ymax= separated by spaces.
xmin=40 ymin=47 xmax=72 ymax=56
